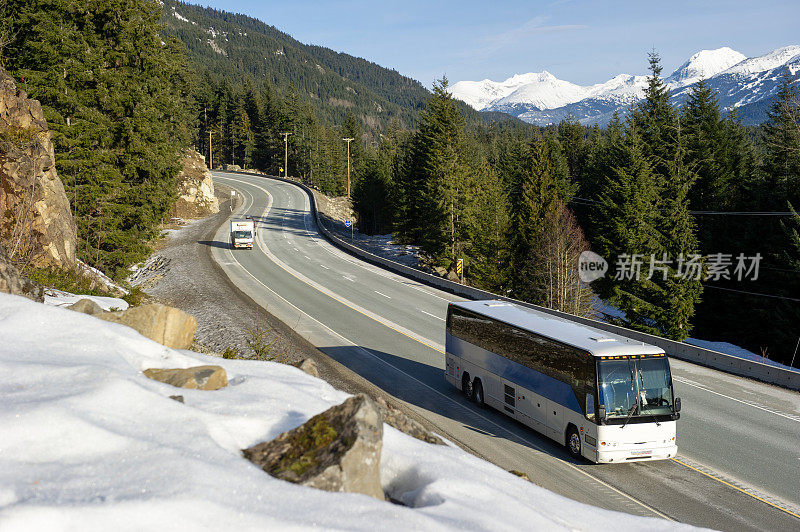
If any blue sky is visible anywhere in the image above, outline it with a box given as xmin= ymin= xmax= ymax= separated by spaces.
xmin=193 ymin=0 xmax=800 ymax=87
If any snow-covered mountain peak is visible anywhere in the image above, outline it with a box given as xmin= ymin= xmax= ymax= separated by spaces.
xmin=494 ymin=73 xmax=586 ymax=110
xmin=668 ymin=47 xmax=746 ymax=86
xmin=450 ymin=71 xmax=563 ymax=110
xmin=721 ymin=45 xmax=800 ymax=76
xmin=451 ymin=45 xmax=800 ymax=125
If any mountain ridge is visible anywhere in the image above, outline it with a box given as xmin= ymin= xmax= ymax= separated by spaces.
xmin=452 ymin=46 xmax=800 ymax=125
xmin=161 ymin=0 xmax=519 ymax=130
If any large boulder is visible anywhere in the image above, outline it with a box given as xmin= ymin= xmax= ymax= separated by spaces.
xmin=242 ymin=394 xmax=384 ymax=500
xmin=375 ymin=397 xmax=444 ymax=445
xmin=295 ymin=358 xmax=319 ymax=378
xmin=67 ymin=298 xmax=105 ymax=316
xmin=172 ymin=149 xmax=220 ymax=219
xmin=0 ymin=69 xmax=77 ymax=269
xmin=0 ymin=243 xmax=43 ymax=302
xmin=99 ymin=303 xmax=197 ymax=349
xmin=143 ymin=365 xmax=228 ymax=391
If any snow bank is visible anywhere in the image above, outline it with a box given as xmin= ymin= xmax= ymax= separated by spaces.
xmin=0 ymin=293 xmax=691 ymax=530
xmin=43 ymin=288 xmax=129 ymax=312
xmin=685 ymin=338 xmax=799 ymax=373
xmin=77 ymin=259 xmax=128 ymax=295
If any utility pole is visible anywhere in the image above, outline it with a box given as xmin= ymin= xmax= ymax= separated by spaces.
xmin=205 ymin=107 xmax=213 ymax=170
xmin=342 ymin=138 xmax=354 ymax=197
xmin=281 ymin=132 xmax=292 ymax=178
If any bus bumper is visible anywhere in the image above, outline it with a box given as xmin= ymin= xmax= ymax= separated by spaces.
xmin=594 ymin=444 xmax=678 ymax=463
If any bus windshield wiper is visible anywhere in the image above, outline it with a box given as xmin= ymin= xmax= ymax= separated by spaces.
xmin=638 ymin=368 xmax=660 ymax=426
xmin=620 ymin=401 xmax=639 ymax=429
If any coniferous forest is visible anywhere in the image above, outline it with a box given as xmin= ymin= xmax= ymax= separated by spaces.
xmin=2 ymin=0 xmax=799 ymax=365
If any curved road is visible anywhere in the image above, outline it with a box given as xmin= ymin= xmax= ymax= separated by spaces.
xmin=211 ymin=172 xmax=800 ymax=530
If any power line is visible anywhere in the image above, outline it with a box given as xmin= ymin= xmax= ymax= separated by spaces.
xmin=702 ymin=284 xmax=800 ymax=303
xmin=568 ymin=196 xmax=798 ymax=216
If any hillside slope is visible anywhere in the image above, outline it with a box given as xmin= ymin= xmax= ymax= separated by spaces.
xmin=161 ymin=0 xmax=509 ymax=129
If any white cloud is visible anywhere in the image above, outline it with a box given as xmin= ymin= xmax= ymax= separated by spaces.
xmin=473 ymin=16 xmax=588 ymax=59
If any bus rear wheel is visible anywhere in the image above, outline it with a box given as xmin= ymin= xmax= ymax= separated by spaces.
xmin=472 ymin=380 xmax=485 ymax=408
xmin=461 ymin=373 xmax=472 ymax=399
xmin=566 ymin=426 xmax=582 ymax=458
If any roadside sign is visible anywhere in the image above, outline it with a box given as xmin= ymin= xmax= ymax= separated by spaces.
xmin=344 ymin=220 xmax=352 ymax=227
xmin=456 ymin=258 xmax=464 ymax=280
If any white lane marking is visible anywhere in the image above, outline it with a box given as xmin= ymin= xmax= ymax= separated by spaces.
xmin=282 ymin=186 xmax=455 ymax=303
xmin=214 ymin=173 xmax=672 ymax=521
xmin=374 ymin=291 xmax=391 ymax=299
xmin=343 ymin=275 xmax=355 ymax=282
xmin=320 ymin=265 xmax=330 ymax=270
xmin=421 ymin=310 xmax=445 ymax=321
xmin=673 ymin=376 xmax=800 ymax=424
xmin=304 ymin=255 xmax=311 ymax=260
xmin=210 ymin=216 xmax=670 ymax=521
xmin=217 ymin=174 xmax=443 ymax=353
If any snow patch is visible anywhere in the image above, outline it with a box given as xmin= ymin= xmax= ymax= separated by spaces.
xmin=77 ymin=259 xmax=128 ymax=295
xmin=0 ymin=292 xmax=692 ymax=530
xmin=171 ymin=9 xmax=190 ymax=24
xmin=43 ymin=288 xmax=129 ymax=311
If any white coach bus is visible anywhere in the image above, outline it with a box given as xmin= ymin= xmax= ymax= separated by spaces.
xmin=445 ymin=300 xmax=681 ymax=463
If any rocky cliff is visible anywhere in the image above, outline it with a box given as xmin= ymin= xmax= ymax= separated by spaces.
xmin=172 ymin=149 xmax=219 ymax=219
xmin=0 ymin=69 xmax=77 ymax=269
xmin=0 ymin=243 xmax=43 ymax=302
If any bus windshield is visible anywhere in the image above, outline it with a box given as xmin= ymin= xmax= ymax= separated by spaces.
xmin=233 ymin=231 xmax=252 ymax=239
xmin=597 ymin=357 xmax=674 ymax=419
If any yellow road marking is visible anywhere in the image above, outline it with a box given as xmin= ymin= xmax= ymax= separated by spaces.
xmin=221 ymin=173 xmax=798 ymax=523
xmin=219 ymin=174 xmax=448 ymax=356
xmin=671 ymin=457 xmax=800 ymax=519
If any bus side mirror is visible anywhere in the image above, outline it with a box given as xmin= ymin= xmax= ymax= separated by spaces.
xmin=674 ymin=397 xmax=681 ymax=413
xmin=597 ymin=405 xmax=606 ymax=421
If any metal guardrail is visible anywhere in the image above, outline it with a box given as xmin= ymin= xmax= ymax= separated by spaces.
xmin=224 ymin=170 xmax=800 ymax=392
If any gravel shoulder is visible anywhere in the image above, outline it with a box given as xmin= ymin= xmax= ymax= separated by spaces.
xmin=130 ymin=185 xmax=444 ymax=433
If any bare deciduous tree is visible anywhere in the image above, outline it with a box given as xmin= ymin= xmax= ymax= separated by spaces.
xmin=532 ymin=201 xmax=597 ymax=317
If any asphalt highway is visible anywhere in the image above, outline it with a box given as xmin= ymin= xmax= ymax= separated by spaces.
xmin=211 ymin=172 xmax=800 ymax=531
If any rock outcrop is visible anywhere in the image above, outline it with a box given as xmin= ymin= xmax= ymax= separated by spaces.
xmin=295 ymin=358 xmax=320 ymax=378
xmin=0 ymin=243 xmax=43 ymax=302
xmin=375 ymin=397 xmax=444 ymax=445
xmin=67 ymin=298 xmax=105 ymax=316
xmin=143 ymin=365 xmax=228 ymax=391
xmin=172 ymin=150 xmax=220 ymax=219
xmin=242 ymin=394 xmax=384 ymax=500
xmin=0 ymin=69 xmax=77 ymax=269
xmin=99 ymin=303 xmax=197 ymax=349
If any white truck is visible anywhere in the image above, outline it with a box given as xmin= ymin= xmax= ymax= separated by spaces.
xmin=230 ymin=219 xmax=255 ymax=249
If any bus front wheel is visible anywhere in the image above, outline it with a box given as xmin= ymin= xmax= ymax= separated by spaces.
xmin=566 ymin=426 xmax=581 ymax=458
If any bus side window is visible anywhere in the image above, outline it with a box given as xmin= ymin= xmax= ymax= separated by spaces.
xmin=586 ymin=393 xmax=595 ymax=421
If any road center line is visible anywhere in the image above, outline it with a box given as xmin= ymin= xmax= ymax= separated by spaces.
xmin=213 ymin=179 xmax=670 ymax=520
xmin=374 ymin=291 xmax=391 ymax=299
xmin=673 ymin=376 xmax=800 ymax=424
xmin=421 ymin=310 xmax=445 ymax=321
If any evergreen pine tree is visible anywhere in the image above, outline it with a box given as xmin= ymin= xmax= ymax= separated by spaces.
xmin=404 ymin=77 xmax=469 ymax=264
xmin=6 ymin=0 xmax=192 ymax=276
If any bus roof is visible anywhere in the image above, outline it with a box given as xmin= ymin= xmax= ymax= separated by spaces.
xmin=450 ymin=300 xmax=664 ymax=357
